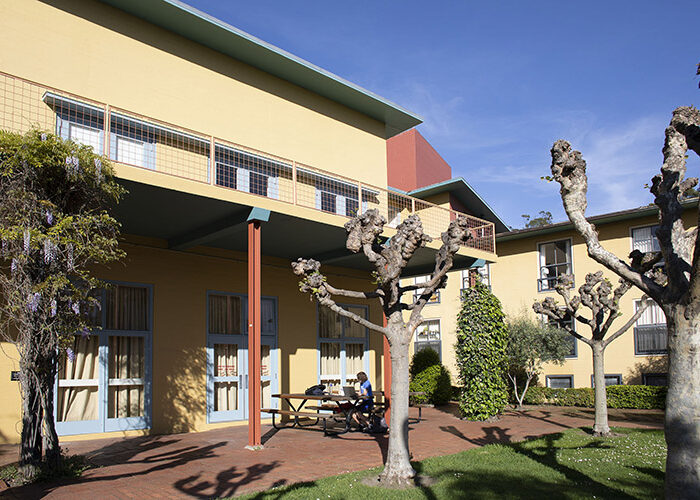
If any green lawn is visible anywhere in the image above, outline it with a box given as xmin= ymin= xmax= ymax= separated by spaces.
xmin=235 ymin=428 xmax=665 ymax=499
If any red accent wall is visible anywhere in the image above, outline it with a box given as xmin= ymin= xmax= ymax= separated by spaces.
xmin=387 ymin=129 xmax=452 ymax=191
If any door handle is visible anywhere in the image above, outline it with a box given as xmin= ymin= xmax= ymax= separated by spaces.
xmin=245 ymin=374 xmax=249 ymax=389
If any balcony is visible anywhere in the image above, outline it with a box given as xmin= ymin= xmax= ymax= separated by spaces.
xmin=0 ymin=71 xmax=495 ymax=256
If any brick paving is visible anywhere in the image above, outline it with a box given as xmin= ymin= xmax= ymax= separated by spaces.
xmin=0 ymin=405 xmax=663 ymax=499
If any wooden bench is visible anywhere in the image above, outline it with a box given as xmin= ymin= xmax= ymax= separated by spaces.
xmin=261 ymin=408 xmax=343 ymax=435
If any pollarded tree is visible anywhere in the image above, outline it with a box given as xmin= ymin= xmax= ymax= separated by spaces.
xmin=0 ymin=130 xmax=124 ymax=477
xmin=292 ymin=209 xmax=474 ymax=488
xmin=533 ymin=272 xmax=650 ymax=436
xmin=505 ymin=312 xmax=572 ymax=409
xmin=456 ymin=281 xmax=508 ymax=420
xmin=548 ymin=104 xmax=700 ymax=497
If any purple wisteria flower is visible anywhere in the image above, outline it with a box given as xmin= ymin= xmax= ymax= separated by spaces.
xmin=71 ymin=302 xmax=80 ymax=315
xmin=46 ymin=210 xmax=53 ymax=225
xmin=66 ymin=348 xmax=75 ymax=362
xmin=67 ymin=244 xmax=74 ymax=269
xmin=10 ymin=258 xmax=17 ymax=274
xmin=23 ymin=231 xmax=31 ymax=253
xmin=27 ymin=292 xmax=40 ymax=313
xmin=81 ymin=327 xmax=90 ymax=338
xmin=50 ymin=299 xmax=57 ymax=317
xmin=40 ymin=133 xmax=47 ymax=141
xmin=43 ymin=239 xmax=55 ymax=264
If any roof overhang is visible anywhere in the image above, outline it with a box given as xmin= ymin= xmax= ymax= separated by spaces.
xmin=406 ymin=178 xmax=509 ymax=233
xmin=98 ymin=0 xmax=422 ymax=138
xmin=496 ymin=198 xmax=699 ymax=243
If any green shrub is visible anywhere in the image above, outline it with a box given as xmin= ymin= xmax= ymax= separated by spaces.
xmin=409 ymin=364 xmax=452 ymax=405
xmin=410 ymin=347 xmax=441 ymax=379
xmin=523 ymin=385 xmax=666 ymax=409
xmin=456 ymin=282 xmax=508 ymax=420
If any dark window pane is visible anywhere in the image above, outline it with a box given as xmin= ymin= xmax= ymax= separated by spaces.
xmin=643 ymin=373 xmax=667 ymax=386
xmin=321 ymin=191 xmax=336 ymax=213
xmin=250 ymin=171 xmax=268 ymax=196
xmin=216 ymin=162 xmax=236 ymax=189
xmin=548 ymin=376 xmax=572 ymax=389
xmin=634 ymin=325 xmax=667 ymax=354
xmin=346 ymin=198 xmax=359 ymax=217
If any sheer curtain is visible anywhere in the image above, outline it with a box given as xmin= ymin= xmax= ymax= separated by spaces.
xmin=108 ymin=336 xmax=144 ymax=418
xmin=57 ymin=335 xmax=99 ymax=422
xmin=214 ymin=343 xmax=238 ymax=411
xmin=209 ymin=294 xmax=242 ymax=334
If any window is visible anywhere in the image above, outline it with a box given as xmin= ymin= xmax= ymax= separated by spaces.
xmin=634 ymin=299 xmax=667 ymax=355
xmin=632 ymin=225 xmax=660 ymax=253
xmin=318 ymin=304 xmax=368 ymax=386
xmin=591 ymin=374 xmax=622 ymax=387
xmin=414 ymin=275 xmax=440 ymax=304
xmin=546 ymin=375 xmax=573 ymax=389
xmin=538 ymin=240 xmax=572 ymax=291
xmin=545 ymin=312 xmax=577 ymax=358
xmin=215 ymin=146 xmax=284 ymax=199
xmin=56 ymin=283 xmax=152 ymax=435
xmin=461 ymin=265 xmax=490 ymax=294
xmin=414 ymin=319 xmax=441 ymax=359
xmin=48 ymin=93 xmax=105 ymax=154
xmin=642 ymin=373 xmax=667 ymax=386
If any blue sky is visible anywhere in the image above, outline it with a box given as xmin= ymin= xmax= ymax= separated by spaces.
xmin=187 ymin=0 xmax=699 ymax=229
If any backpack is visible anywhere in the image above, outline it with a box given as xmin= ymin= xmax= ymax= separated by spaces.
xmin=304 ymin=384 xmax=326 ymax=396
xmin=364 ymin=414 xmax=388 ymax=434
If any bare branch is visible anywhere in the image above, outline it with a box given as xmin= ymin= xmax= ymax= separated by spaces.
xmin=603 ymin=298 xmax=650 ymax=348
xmin=549 ymin=140 xmax=664 ymax=301
xmin=324 ymin=282 xmax=383 ymax=300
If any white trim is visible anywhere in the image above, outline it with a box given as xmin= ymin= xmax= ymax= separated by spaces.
xmin=58 ymin=379 xmax=99 ymax=388
xmin=536 ymin=237 xmax=573 ymax=293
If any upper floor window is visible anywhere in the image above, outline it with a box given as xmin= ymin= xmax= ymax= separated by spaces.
xmin=414 ymin=275 xmax=440 ymax=304
xmin=415 ymin=319 xmax=441 ymax=359
xmin=538 ymin=239 xmax=572 ymax=291
xmin=634 ymin=298 xmax=667 ymax=355
xmin=632 ymin=225 xmax=660 ymax=253
xmin=215 ymin=146 xmax=285 ymax=200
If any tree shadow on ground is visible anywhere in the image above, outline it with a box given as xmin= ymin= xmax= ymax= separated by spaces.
xmin=439 ymin=425 xmax=513 ymax=446
xmin=4 ymin=434 xmax=282 ymax=499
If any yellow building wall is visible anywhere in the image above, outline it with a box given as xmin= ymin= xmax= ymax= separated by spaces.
xmin=0 ymin=0 xmax=388 ymax=189
xmin=0 ymin=240 xmax=384 ymax=444
xmin=490 ymin=213 xmax=694 ymax=388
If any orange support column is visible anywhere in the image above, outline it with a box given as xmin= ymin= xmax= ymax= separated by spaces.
xmin=246 ymin=208 xmax=269 ymax=450
xmin=383 ymin=314 xmax=391 ymax=425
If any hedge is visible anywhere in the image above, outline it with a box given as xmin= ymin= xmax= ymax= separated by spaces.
xmin=522 ymin=385 xmax=666 ymax=410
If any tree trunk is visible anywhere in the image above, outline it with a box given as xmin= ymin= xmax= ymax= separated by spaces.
xmin=378 ymin=334 xmax=415 ymax=487
xmin=591 ymin=341 xmax=610 ymax=437
xmin=40 ymin=353 xmax=61 ymax=469
xmin=19 ymin=365 xmax=42 ymax=479
xmin=664 ymin=308 xmax=700 ymax=499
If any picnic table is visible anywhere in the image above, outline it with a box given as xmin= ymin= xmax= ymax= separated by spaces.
xmin=263 ymin=393 xmax=373 ymax=436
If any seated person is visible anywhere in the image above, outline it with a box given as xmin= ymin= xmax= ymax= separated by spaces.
xmin=351 ymin=371 xmax=373 ymax=429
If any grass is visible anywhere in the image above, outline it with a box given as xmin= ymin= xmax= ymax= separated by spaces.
xmin=0 ymin=454 xmax=91 ymax=487
xmin=235 ymin=427 xmax=665 ymax=499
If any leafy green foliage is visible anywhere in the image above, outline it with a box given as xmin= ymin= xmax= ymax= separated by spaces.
xmin=524 ymin=385 xmax=666 ymax=409
xmin=409 ymin=364 xmax=452 ymax=405
xmin=456 ymin=282 xmax=508 ymax=420
xmin=409 ymin=347 xmax=440 ymax=379
xmin=520 ymin=210 xmax=553 ymax=228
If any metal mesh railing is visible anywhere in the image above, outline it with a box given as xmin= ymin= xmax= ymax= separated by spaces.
xmin=0 ymin=71 xmax=495 ymax=253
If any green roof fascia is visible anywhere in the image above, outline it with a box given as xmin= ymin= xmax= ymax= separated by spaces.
xmin=496 ymin=198 xmax=699 ymax=243
xmin=407 ymin=178 xmax=509 ymax=233
xmin=98 ymin=0 xmax=422 ymax=138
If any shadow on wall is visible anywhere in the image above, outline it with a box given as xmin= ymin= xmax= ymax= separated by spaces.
xmin=625 ymin=356 xmax=668 ymax=385
xmin=156 ymin=347 xmax=207 ymax=434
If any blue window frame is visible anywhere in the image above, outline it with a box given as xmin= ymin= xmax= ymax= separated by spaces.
xmin=206 ymin=291 xmax=279 ymax=423
xmin=55 ymin=281 xmax=153 ymax=436
xmin=317 ymin=304 xmax=369 ymax=387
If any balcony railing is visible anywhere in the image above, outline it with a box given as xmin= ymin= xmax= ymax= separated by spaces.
xmin=0 ymin=71 xmax=495 ymax=253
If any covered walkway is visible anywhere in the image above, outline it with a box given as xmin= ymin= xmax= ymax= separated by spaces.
xmin=0 ymin=405 xmax=663 ymax=499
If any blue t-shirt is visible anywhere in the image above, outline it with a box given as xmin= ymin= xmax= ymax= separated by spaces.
xmin=361 ymin=380 xmax=373 ymax=398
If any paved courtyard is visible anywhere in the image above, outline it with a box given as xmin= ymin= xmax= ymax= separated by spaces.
xmin=0 ymin=405 xmax=663 ymax=499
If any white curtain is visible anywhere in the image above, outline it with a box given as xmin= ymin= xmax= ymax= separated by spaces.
xmin=106 ymin=285 xmax=147 ymax=331
xmin=209 ymin=294 xmax=242 ymax=334
xmin=108 ymin=336 xmax=144 ymax=418
xmin=346 ymin=343 xmax=364 ymax=378
xmin=320 ymin=342 xmax=340 ymax=377
xmin=57 ymin=336 xmax=99 ymax=422
xmin=215 ymin=344 xmax=238 ymax=377
xmin=215 ymin=382 xmax=237 ymax=411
